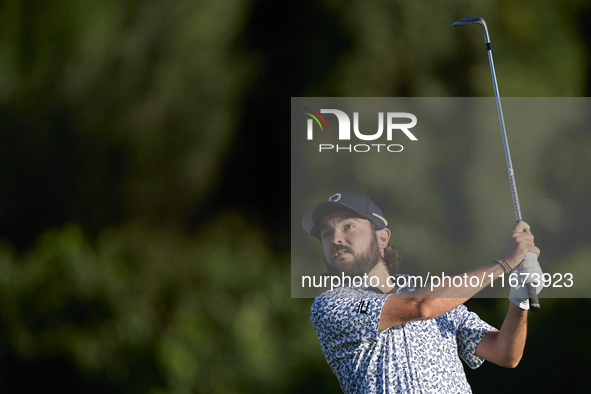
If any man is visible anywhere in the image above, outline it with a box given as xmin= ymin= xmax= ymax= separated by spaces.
xmin=301 ymin=191 xmax=543 ymax=394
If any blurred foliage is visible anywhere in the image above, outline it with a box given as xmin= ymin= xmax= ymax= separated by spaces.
xmin=0 ymin=217 xmax=334 ymax=393
xmin=0 ymin=0 xmax=257 ymax=248
xmin=0 ymin=0 xmax=591 ymax=392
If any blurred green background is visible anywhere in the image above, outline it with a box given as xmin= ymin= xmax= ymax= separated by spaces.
xmin=1 ymin=0 xmax=591 ymax=393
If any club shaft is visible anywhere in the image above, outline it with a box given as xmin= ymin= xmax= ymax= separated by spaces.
xmin=487 ymin=50 xmax=523 ymax=221
xmin=485 ymin=35 xmax=540 ymax=311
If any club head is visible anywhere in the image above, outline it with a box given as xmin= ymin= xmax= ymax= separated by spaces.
xmin=452 ymin=16 xmax=485 ymax=27
xmin=452 ymin=16 xmax=490 ymax=44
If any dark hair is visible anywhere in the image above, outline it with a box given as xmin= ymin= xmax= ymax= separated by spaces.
xmin=370 ymin=222 xmax=400 ymax=276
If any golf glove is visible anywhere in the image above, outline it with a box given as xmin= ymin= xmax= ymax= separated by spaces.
xmin=509 ymin=252 xmax=544 ymax=310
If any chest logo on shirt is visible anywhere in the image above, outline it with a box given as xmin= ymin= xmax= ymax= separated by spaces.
xmin=357 ymin=300 xmax=370 ymax=314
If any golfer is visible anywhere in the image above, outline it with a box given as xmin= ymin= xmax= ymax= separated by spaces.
xmin=302 ymin=191 xmax=543 ymax=393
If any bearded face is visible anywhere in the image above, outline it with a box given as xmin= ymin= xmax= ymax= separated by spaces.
xmin=319 ymin=210 xmax=392 ymax=279
xmin=324 ymin=231 xmax=381 ymax=277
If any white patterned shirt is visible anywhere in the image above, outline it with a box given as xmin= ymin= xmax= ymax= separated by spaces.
xmin=310 ymin=282 xmax=495 ymax=393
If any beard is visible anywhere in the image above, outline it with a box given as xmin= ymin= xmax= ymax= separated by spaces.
xmin=325 ymin=234 xmax=381 ymax=277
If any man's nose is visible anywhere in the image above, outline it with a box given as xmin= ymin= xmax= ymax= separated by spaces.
xmin=332 ymin=230 xmax=344 ymax=244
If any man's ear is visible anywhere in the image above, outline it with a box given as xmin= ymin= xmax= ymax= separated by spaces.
xmin=376 ymin=227 xmax=391 ymax=248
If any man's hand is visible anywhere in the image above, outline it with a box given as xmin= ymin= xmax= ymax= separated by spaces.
xmin=509 ymin=252 xmax=544 ymax=309
xmin=500 ymin=221 xmax=540 ymax=269
xmin=499 ymin=221 xmax=542 ymax=310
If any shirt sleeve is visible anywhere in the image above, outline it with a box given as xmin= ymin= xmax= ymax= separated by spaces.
xmin=452 ymin=304 xmax=496 ymax=369
xmin=310 ymin=287 xmax=388 ymax=364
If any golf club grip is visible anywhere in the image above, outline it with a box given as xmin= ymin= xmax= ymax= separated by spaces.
xmin=523 ymin=252 xmax=541 ymax=312
xmin=527 ymin=283 xmax=540 ymax=312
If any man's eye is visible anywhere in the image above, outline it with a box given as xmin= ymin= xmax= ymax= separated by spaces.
xmin=322 ymin=232 xmax=332 ymax=239
xmin=344 ymin=224 xmax=354 ymax=230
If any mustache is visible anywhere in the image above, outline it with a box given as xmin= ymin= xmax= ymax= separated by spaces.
xmin=331 ymin=245 xmax=353 ymax=257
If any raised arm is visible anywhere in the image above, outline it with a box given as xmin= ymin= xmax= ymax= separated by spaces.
xmin=378 ymin=221 xmax=539 ymax=331
xmin=474 ymin=303 xmax=527 ymax=368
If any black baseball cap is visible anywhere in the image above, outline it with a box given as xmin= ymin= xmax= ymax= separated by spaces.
xmin=301 ymin=192 xmax=389 ymax=238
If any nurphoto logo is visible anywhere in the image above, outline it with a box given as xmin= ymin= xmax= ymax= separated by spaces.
xmin=303 ymin=107 xmax=418 ymax=153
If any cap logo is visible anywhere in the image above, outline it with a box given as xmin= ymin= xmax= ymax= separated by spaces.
xmin=328 ymin=193 xmax=341 ymax=202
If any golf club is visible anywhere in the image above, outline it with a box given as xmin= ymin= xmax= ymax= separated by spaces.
xmin=452 ymin=16 xmax=541 ymax=311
